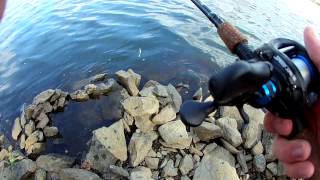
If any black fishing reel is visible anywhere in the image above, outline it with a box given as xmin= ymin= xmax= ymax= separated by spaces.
xmin=180 ymin=38 xmax=319 ymax=137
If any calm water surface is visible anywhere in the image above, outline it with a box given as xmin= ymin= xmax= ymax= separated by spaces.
xmin=0 ymin=0 xmax=319 ymax=155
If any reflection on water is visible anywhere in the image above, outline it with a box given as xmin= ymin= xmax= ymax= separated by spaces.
xmin=0 ymin=0 xmax=319 ymax=155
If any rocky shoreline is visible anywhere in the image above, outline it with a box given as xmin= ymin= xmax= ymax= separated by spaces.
xmin=1 ymin=69 xmax=288 ymax=179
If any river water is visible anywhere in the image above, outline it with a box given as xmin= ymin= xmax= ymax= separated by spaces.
xmin=0 ymin=0 xmax=319 ymax=156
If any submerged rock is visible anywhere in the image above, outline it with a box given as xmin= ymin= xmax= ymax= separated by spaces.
xmin=44 ymin=126 xmax=59 ymax=137
xmin=59 ymin=168 xmax=102 ymax=180
xmin=116 ymin=69 xmax=141 ymax=96
xmin=90 ymin=73 xmax=107 ymax=82
xmin=36 ymin=154 xmax=75 ymax=172
xmin=122 ymin=96 xmax=159 ymax=117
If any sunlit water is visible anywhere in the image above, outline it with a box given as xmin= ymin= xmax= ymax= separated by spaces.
xmin=0 ymin=0 xmax=319 ymax=156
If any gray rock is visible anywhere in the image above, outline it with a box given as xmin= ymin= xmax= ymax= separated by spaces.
xmin=160 ymin=156 xmax=169 ymax=169
xmin=139 ymin=87 xmax=156 ymax=98
xmin=50 ymin=89 xmax=62 ymax=102
xmin=20 ymin=111 xmax=27 ymax=129
xmin=277 ymin=162 xmax=286 ymax=176
xmin=236 ymin=151 xmax=248 ymax=173
xmin=44 ymin=126 xmax=59 ymax=137
xmin=153 ymin=84 xmax=169 ymax=97
xmin=36 ymin=154 xmax=75 ymax=172
xmin=130 ymin=166 xmax=152 ymax=180
xmin=216 ymin=117 xmax=238 ymax=130
xmin=147 ymin=149 xmax=157 ymax=158
xmin=109 ymin=165 xmax=129 ymax=177
xmin=123 ymin=112 xmax=134 ymax=126
xmin=19 ymin=134 xmax=26 ymax=149
xmin=38 ymin=131 xmax=44 ymax=141
xmin=59 ymin=168 xmax=102 ymax=180
xmin=192 ymin=87 xmax=203 ymax=101
xmin=94 ymin=79 xmax=115 ymax=95
xmin=202 ymin=143 xmax=217 ymax=155
xmin=267 ymin=162 xmax=278 ymax=176
xmin=221 ymin=139 xmax=240 ymax=154
xmin=193 ymin=121 xmax=222 ymax=141
xmin=242 ymin=121 xmax=263 ymax=149
xmin=36 ymin=113 xmax=50 ymax=129
xmin=179 ymin=154 xmax=194 ymax=175
xmin=181 ymin=176 xmax=191 ymax=180
xmin=122 ymin=96 xmax=159 ymax=117
xmin=91 ymin=73 xmax=107 ymax=82
xmin=152 ymin=104 xmax=176 ymax=125
xmin=70 ymin=90 xmax=89 ymax=101
xmin=129 ymin=131 xmax=158 ymax=167
xmin=174 ymin=154 xmax=182 ymax=167
xmin=216 ymin=118 xmax=243 ymax=147
xmin=27 ymin=142 xmax=46 ymax=155
xmin=43 ymin=102 xmax=53 ymax=113
xmin=158 ymin=120 xmax=191 ymax=149
xmin=32 ymin=104 xmax=43 ymax=119
xmin=11 ymin=117 xmax=22 ymax=140
xmin=85 ymin=121 xmax=127 ymax=173
xmin=134 ymin=115 xmax=155 ymax=133
xmin=57 ymin=96 xmax=67 ymax=109
xmin=25 ymin=120 xmax=35 ymax=137
xmin=145 ymin=157 xmax=159 ymax=169
xmin=253 ymin=154 xmax=266 ymax=172
xmin=162 ymin=159 xmax=178 ymax=177
xmin=35 ymin=168 xmax=46 ymax=180
xmin=0 ymin=149 xmax=8 ymax=161
xmin=166 ymin=84 xmax=182 ymax=113
xmin=251 ymin=141 xmax=264 ymax=155
xmin=262 ymin=131 xmax=276 ymax=162
xmin=0 ymin=159 xmax=37 ymax=180
xmin=116 ymin=69 xmax=141 ymax=96
xmin=33 ymin=89 xmax=55 ymax=104
xmin=84 ymin=84 xmax=97 ymax=95
xmin=143 ymin=80 xmax=161 ymax=88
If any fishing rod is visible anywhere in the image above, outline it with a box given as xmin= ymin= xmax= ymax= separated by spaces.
xmin=180 ymin=0 xmax=320 ymax=137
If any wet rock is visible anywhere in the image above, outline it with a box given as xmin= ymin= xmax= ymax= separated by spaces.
xmin=145 ymin=157 xmax=159 ymax=169
xmin=109 ymin=165 xmax=129 ymax=177
xmin=202 ymin=143 xmax=217 ymax=155
xmin=25 ymin=120 xmax=35 ymax=136
xmin=0 ymin=159 xmax=36 ymax=180
xmin=35 ymin=168 xmax=46 ymax=180
xmin=166 ymin=84 xmax=182 ymax=113
xmin=19 ymin=134 xmax=26 ymax=149
xmin=25 ymin=130 xmax=40 ymax=150
xmin=262 ymin=131 xmax=276 ymax=162
xmin=158 ymin=120 xmax=192 ymax=149
xmin=130 ymin=166 xmax=152 ymax=180
xmin=33 ymin=89 xmax=55 ymax=105
xmin=94 ymin=79 xmax=115 ymax=95
xmin=11 ymin=117 xmax=22 ymax=140
xmin=36 ymin=113 xmax=50 ymax=129
xmin=237 ymin=151 xmax=248 ymax=173
xmin=179 ymin=154 xmax=194 ymax=175
xmin=91 ymin=73 xmax=107 ymax=82
xmin=36 ymin=154 xmax=75 ymax=172
xmin=0 ymin=149 xmax=8 ymax=161
xmin=192 ymin=87 xmax=203 ymax=101
xmin=216 ymin=119 xmax=243 ymax=147
xmin=44 ymin=126 xmax=59 ymax=137
xmin=221 ymin=139 xmax=240 ymax=154
xmin=59 ymin=168 xmax=102 ymax=180
xmin=123 ymin=96 xmax=159 ymax=117
xmin=134 ymin=115 xmax=155 ymax=133
xmin=162 ymin=159 xmax=178 ymax=177
xmin=192 ymin=121 xmax=222 ymax=141
xmin=116 ymin=69 xmax=141 ymax=96
xmin=152 ymin=104 xmax=176 ymax=125
xmin=70 ymin=90 xmax=89 ymax=101
xmin=267 ymin=162 xmax=278 ymax=176
xmin=84 ymin=84 xmax=97 ymax=95
xmin=85 ymin=121 xmax=127 ymax=172
xmin=129 ymin=130 xmax=158 ymax=167
xmin=251 ymin=141 xmax=264 ymax=155
xmin=253 ymin=154 xmax=266 ymax=172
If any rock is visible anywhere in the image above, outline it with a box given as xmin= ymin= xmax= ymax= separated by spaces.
xmin=189 ymin=146 xmax=203 ymax=157
xmin=0 ymin=134 xmax=4 ymax=145
xmin=139 ymin=86 xmax=156 ymax=98
xmin=242 ymin=121 xmax=263 ymax=149
xmin=44 ymin=126 xmax=59 ymax=137
xmin=251 ymin=141 xmax=264 ymax=155
xmin=109 ymin=165 xmax=130 ymax=177
xmin=147 ymin=149 xmax=157 ymax=158
xmin=129 ymin=131 xmax=158 ymax=167
xmin=267 ymin=162 xmax=278 ymax=176
xmin=70 ymin=90 xmax=89 ymax=101
xmin=27 ymin=143 xmax=46 ymax=155
xmin=152 ymin=104 xmax=176 ymax=125
xmin=84 ymin=84 xmax=97 ymax=95
xmin=179 ymin=154 xmax=194 ymax=175
xmin=94 ymin=79 xmax=115 ymax=95
xmin=91 ymin=73 xmax=107 ymax=82
xmin=134 ymin=115 xmax=155 ymax=133
xmin=85 ymin=121 xmax=127 ymax=172
xmin=236 ymin=151 xmax=248 ymax=173
xmin=192 ymin=87 xmax=203 ymax=101
xmin=57 ymin=96 xmax=67 ymax=109
xmin=216 ymin=117 xmax=238 ymax=130
xmin=38 ymin=131 xmax=44 ymax=141
xmin=216 ymin=119 xmax=243 ymax=147
xmin=20 ymin=112 xmax=27 ymax=129
xmin=59 ymin=168 xmax=102 ymax=180
xmin=160 ymin=156 xmax=169 ymax=169
xmin=253 ymin=154 xmax=266 ymax=172
xmin=25 ymin=120 xmax=35 ymax=136
xmin=162 ymin=159 xmax=178 ymax=177
xmin=33 ymin=89 xmax=55 ymax=104
xmin=123 ymin=96 xmax=159 ymax=117
xmin=25 ymin=130 xmax=40 ymax=150
xmin=43 ymin=102 xmax=53 ymax=113
xmin=0 ymin=159 xmax=37 ymax=180
xmin=166 ymin=84 xmax=182 ymax=113
xmin=50 ymin=89 xmax=62 ymax=102
xmin=25 ymin=105 xmax=35 ymax=120
xmin=19 ymin=134 xmax=26 ymax=149
xmin=158 ymin=120 xmax=191 ymax=149
xmin=145 ymin=157 xmax=159 ymax=169
xmin=123 ymin=112 xmax=134 ymax=126
xmin=153 ymin=84 xmax=169 ymax=97
xmin=36 ymin=154 xmax=75 ymax=172
xmin=11 ymin=117 xmax=22 ymax=140
xmin=130 ymin=166 xmax=152 ymax=180
xmin=181 ymin=176 xmax=191 ymax=180
xmin=202 ymin=143 xmax=217 ymax=155
xmin=221 ymin=139 xmax=239 ymax=154
xmin=192 ymin=121 xmax=222 ymax=141
xmin=0 ymin=149 xmax=8 ymax=161
xmin=277 ymin=162 xmax=286 ymax=176
xmin=35 ymin=168 xmax=46 ymax=180
xmin=116 ymin=69 xmax=141 ymax=96
xmin=36 ymin=113 xmax=50 ymax=129
xmin=174 ymin=154 xmax=182 ymax=167
xmin=262 ymin=131 xmax=276 ymax=162
xmin=32 ymin=104 xmax=43 ymax=119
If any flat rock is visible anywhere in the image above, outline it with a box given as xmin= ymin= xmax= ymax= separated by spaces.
xmin=33 ymin=89 xmax=55 ymax=104
xmin=122 ymin=96 xmax=159 ymax=117
xmin=130 ymin=166 xmax=152 ymax=180
xmin=162 ymin=159 xmax=178 ymax=177
xmin=44 ymin=126 xmax=59 ymax=137
xmin=158 ymin=120 xmax=191 ymax=149
xmin=59 ymin=168 xmax=102 ymax=180
xmin=129 ymin=131 xmax=158 ymax=167
xmin=152 ymin=104 xmax=176 ymax=125
xmin=192 ymin=121 xmax=222 ymax=141
xmin=216 ymin=119 xmax=243 ymax=147
xmin=253 ymin=154 xmax=266 ymax=172
xmin=145 ymin=157 xmax=159 ymax=170
xmin=36 ymin=154 xmax=75 ymax=172
xmin=179 ymin=154 xmax=194 ymax=175
xmin=85 ymin=121 xmax=127 ymax=172
xmin=134 ymin=115 xmax=155 ymax=133
xmin=0 ymin=159 xmax=37 ymax=180
xmin=116 ymin=69 xmax=141 ymax=96
xmin=166 ymin=84 xmax=182 ymax=113
xmin=11 ymin=117 xmax=22 ymax=140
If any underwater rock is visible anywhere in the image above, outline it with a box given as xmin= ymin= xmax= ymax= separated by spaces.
xmin=116 ymin=69 xmax=141 ymax=96
xmin=43 ymin=126 xmax=59 ymax=137
xmin=90 ymin=73 xmax=107 ymax=82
